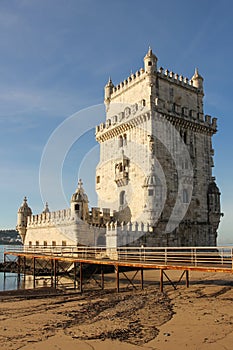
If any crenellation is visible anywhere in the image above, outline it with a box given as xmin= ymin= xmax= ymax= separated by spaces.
xmin=205 ymin=115 xmax=211 ymax=125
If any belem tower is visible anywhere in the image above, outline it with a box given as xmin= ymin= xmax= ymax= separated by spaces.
xmin=16 ymin=48 xmax=223 ymax=250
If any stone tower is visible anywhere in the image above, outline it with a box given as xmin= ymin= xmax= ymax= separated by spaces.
xmin=95 ymin=48 xmax=222 ymax=247
xmin=16 ymin=197 xmax=32 ymax=243
xmin=70 ymin=179 xmax=89 ymax=221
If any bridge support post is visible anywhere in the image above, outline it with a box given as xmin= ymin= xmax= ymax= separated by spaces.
xmin=115 ymin=265 xmax=119 ymax=292
xmin=141 ymin=268 xmax=144 ymax=290
xmin=33 ymin=257 xmax=36 ymax=289
xmin=74 ymin=262 xmax=77 ymax=290
xmin=79 ymin=262 xmax=83 ymax=293
xmin=54 ymin=259 xmax=57 ymax=288
xmin=160 ymin=269 xmax=164 ymax=293
xmin=101 ymin=265 xmax=104 ymax=290
xmin=186 ymin=270 xmax=189 ymax=288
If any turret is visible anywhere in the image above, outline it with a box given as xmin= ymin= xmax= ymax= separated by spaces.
xmin=192 ymin=68 xmax=204 ymax=91
xmin=16 ymin=197 xmax=32 ymax=244
xmin=144 ymin=47 xmax=158 ymax=74
xmin=142 ymin=171 xmax=163 ymax=226
xmin=207 ymin=177 xmax=223 ymax=232
xmin=42 ymin=202 xmax=50 ymax=214
xmin=104 ymin=77 xmax=114 ymax=105
xmin=70 ymin=179 xmax=89 ymax=221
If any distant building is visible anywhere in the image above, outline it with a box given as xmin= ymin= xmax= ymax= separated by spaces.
xmin=16 ymin=48 xmax=223 ymax=249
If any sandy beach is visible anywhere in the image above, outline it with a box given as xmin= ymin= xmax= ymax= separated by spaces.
xmin=0 ymin=270 xmax=233 ymax=350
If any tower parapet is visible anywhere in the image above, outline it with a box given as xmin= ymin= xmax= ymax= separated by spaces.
xmin=16 ymin=197 xmax=32 ymax=243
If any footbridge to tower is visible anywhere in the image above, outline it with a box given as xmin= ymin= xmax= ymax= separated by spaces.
xmin=3 ymin=246 xmax=233 ymax=293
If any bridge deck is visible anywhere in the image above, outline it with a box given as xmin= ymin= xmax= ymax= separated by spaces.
xmin=3 ymin=246 xmax=233 ymax=292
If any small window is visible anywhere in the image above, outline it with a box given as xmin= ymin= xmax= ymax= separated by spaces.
xmin=119 ymin=135 xmax=123 ymax=147
xmin=75 ymin=203 xmax=80 ymax=211
xmin=148 ymin=189 xmax=154 ymax=196
xmin=43 ymin=241 xmax=47 ymax=247
xmin=52 ymin=241 xmax=56 ymax=247
xmin=36 ymin=241 xmax=39 ymax=247
xmin=119 ymin=191 xmax=126 ymax=206
xmin=96 ymin=176 xmax=100 ymax=184
xmin=183 ymin=189 xmax=189 ymax=203
xmin=123 ymin=134 xmax=127 ymax=146
xmin=62 ymin=241 xmax=67 ymax=246
xmin=183 ymin=131 xmax=187 ymax=144
xmin=29 ymin=241 xmax=32 ymax=248
xmin=148 ymin=61 xmax=152 ymax=66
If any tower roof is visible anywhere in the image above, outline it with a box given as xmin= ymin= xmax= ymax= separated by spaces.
xmin=18 ymin=196 xmax=32 ymax=215
xmin=42 ymin=202 xmax=50 ymax=214
xmin=192 ymin=67 xmax=203 ymax=81
xmin=71 ymin=179 xmax=89 ymax=203
xmin=144 ymin=46 xmax=158 ymax=61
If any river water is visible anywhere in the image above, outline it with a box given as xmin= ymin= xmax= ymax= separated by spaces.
xmin=0 ymin=245 xmax=23 ymax=291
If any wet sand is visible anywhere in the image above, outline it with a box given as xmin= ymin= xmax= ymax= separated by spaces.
xmin=0 ymin=270 xmax=233 ymax=349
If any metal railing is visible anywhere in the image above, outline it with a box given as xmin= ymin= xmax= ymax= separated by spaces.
xmin=4 ymin=245 xmax=233 ymax=269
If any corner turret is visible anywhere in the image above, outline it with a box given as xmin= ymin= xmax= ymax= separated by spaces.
xmin=192 ymin=68 xmax=204 ymax=91
xmin=207 ymin=177 xmax=223 ymax=233
xmin=70 ymin=179 xmax=89 ymax=221
xmin=42 ymin=202 xmax=50 ymax=214
xmin=104 ymin=77 xmax=114 ymax=109
xmin=144 ymin=47 xmax=158 ymax=74
xmin=16 ymin=196 xmax=32 ymax=243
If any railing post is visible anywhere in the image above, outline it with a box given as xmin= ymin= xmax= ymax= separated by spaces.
xmin=194 ymin=248 xmax=197 ymax=266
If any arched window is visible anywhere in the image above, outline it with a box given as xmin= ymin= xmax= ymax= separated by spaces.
xmin=183 ymin=189 xmax=189 ymax=203
xmin=119 ymin=191 xmax=126 ymax=206
xmin=119 ymin=135 xmax=123 ymax=148
xmin=183 ymin=131 xmax=187 ymax=144
xmin=123 ymin=133 xmax=127 ymax=146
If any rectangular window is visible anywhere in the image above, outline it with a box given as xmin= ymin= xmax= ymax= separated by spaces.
xmin=75 ymin=204 xmax=80 ymax=211
xmin=148 ymin=189 xmax=154 ymax=196
xmin=96 ymin=176 xmax=100 ymax=184
xmin=62 ymin=241 xmax=67 ymax=246
xmin=52 ymin=241 xmax=56 ymax=247
xmin=35 ymin=241 xmax=39 ymax=247
xmin=43 ymin=241 xmax=47 ymax=247
xmin=29 ymin=241 xmax=32 ymax=247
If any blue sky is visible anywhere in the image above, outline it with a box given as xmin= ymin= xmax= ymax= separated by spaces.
xmin=0 ymin=0 xmax=233 ymax=244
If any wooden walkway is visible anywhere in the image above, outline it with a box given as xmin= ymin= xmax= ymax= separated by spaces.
xmin=3 ymin=246 xmax=233 ymax=293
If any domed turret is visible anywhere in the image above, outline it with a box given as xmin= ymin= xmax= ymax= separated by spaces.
xmin=16 ymin=196 xmax=32 ymax=243
xmin=192 ymin=67 xmax=204 ymax=91
xmin=42 ymin=202 xmax=50 ymax=214
xmin=104 ymin=77 xmax=114 ymax=104
xmin=70 ymin=179 xmax=89 ymax=221
xmin=144 ymin=47 xmax=158 ymax=74
xmin=207 ymin=177 xmax=223 ymax=232
xmin=143 ymin=170 xmax=163 ymax=226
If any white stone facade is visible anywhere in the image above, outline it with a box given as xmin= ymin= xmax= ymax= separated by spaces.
xmin=16 ymin=48 xmax=223 ymax=249
xmin=96 ymin=48 xmax=222 ymax=247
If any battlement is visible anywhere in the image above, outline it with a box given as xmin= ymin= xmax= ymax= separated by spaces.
xmin=106 ymin=221 xmax=152 ymax=232
xmin=95 ymin=99 xmax=218 ymax=140
xmin=109 ymin=67 xmax=146 ymax=99
xmin=27 ymin=208 xmax=73 ymax=227
xmin=26 ymin=206 xmax=115 ymax=228
xmin=106 ymin=63 xmax=200 ymax=102
xmin=157 ymin=66 xmax=196 ymax=90
xmin=106 ymin=221 xmax=153 ymax=250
